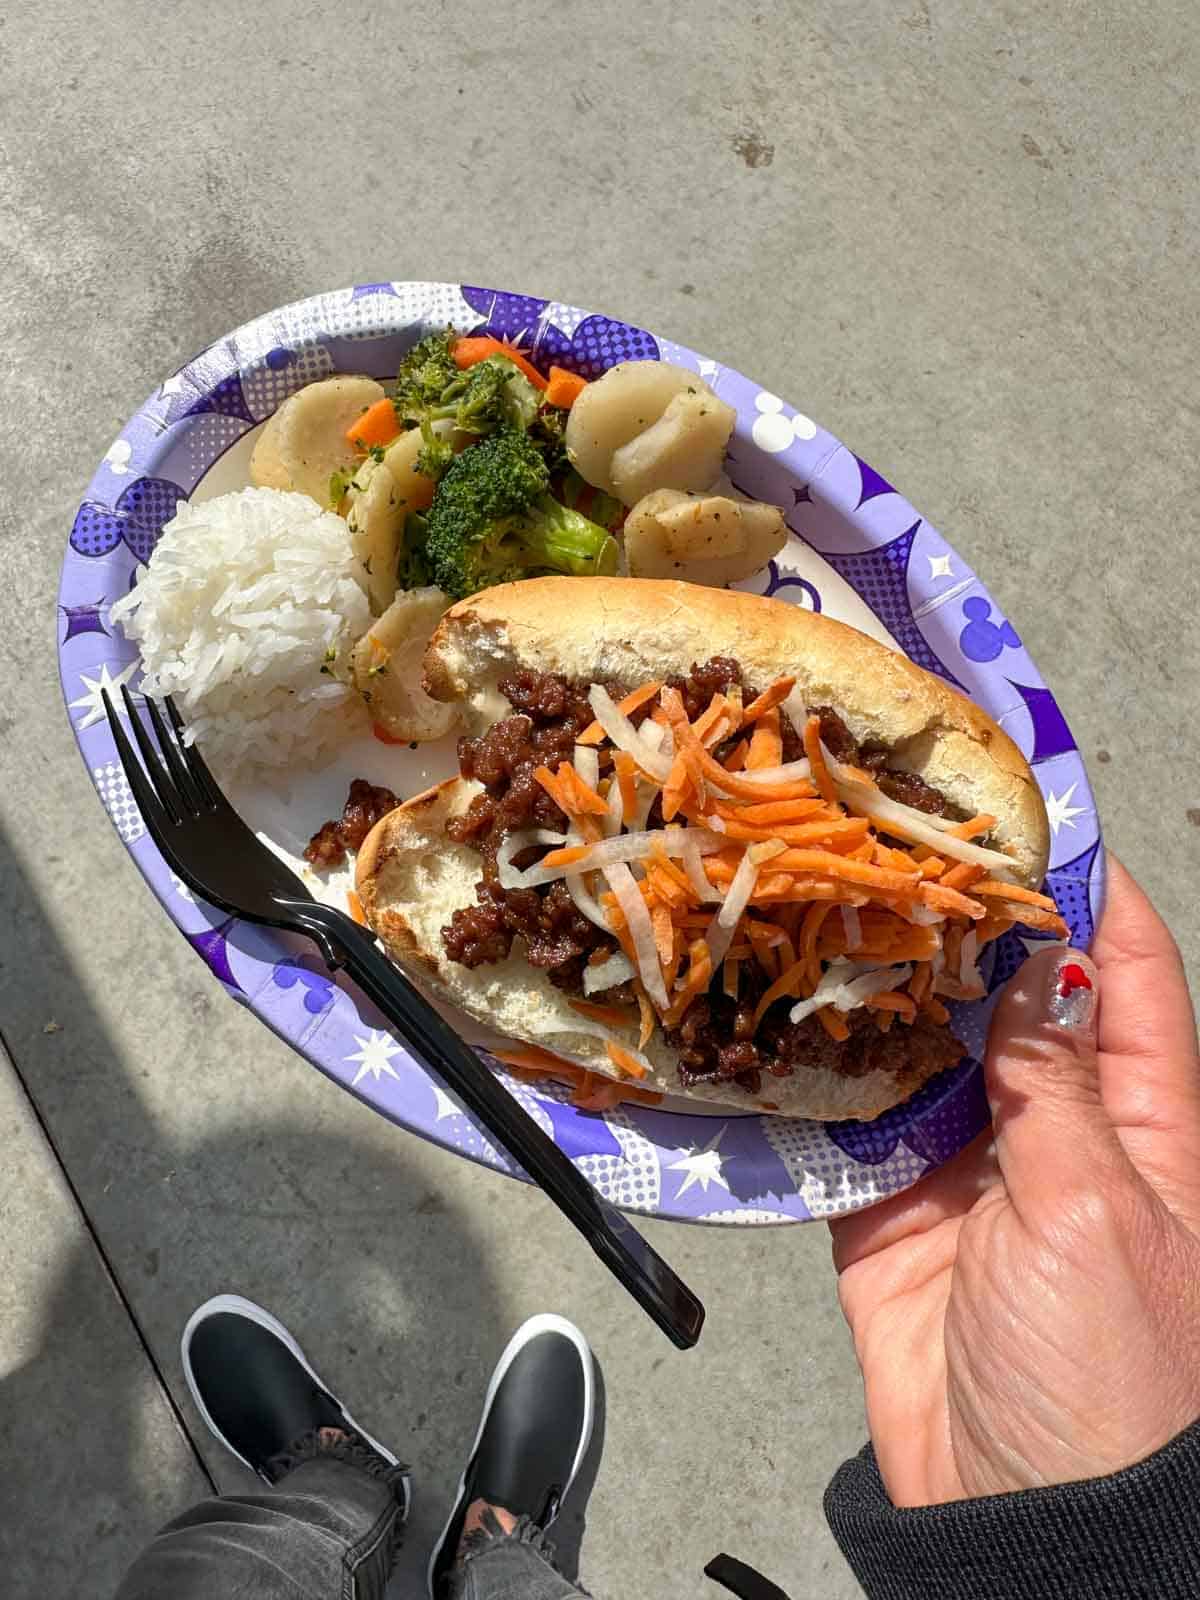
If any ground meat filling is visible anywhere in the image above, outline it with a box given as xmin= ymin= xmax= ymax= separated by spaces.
xmin=305 ymin=779 xmax=400 ymax=869
xmin=441 ymin=661 xmax=966 ymax=1095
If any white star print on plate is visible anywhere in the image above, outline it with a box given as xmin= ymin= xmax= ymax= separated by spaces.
xmin=69 ymin=661 xmax=138 ymax=730
xmin=431 ymin=1085 xmax=464 ymax=1122
xmin=344 ymin=1030 xmax=403 ymax=1086
xmin=668 ymin=1127 xmax=731 ymax=1197
xmin=927 ymin=553 xmax=954 ymax=579
xmin=1045 ymin=783 xmax=1089 ymax=835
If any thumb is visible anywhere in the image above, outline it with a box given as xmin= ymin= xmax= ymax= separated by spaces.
xmin=985 ymin=946 xmax=1130 ymax=1219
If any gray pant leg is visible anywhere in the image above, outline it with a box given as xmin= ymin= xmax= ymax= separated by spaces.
xmin=114 ymin=1448 xmax=407 ymax=1600
xmin=448 ymin=1515 xmax=591 ymax=1600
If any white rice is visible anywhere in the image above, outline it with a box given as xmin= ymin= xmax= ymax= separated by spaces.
xmin=110 ymin=487 xmax=372 ymax=773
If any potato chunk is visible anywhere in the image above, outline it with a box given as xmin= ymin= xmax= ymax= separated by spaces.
xmin=623 ymin=488 xmax=787 ymax=587
xmin=351 ymin=587 xmax=459 ymax=742
xmin=250 ymin=377 xmax=385 ymax=505
xmin=609 ymin=388 xmax=736 ymax=506
xmin=345 ymin=425 xmax=447 ymax=614
xmin=565 ymin=362 xmax=697 ymax=496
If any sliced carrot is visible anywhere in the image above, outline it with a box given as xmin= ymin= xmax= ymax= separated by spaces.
xmin=576 ymin=680 xmax=662 ymax=744
xmin=606 ymin=1041 xmax=649 ymax=1080
xmin=803 ymin=714 xmax=839 ymax=806
xmin=746 ymin=707 xmax=783 ymax=770
xmin=973 ymin=880 xmax=1060 ymax=911
xmin=452 ymin=334 xmax=548 ymax=390
xmin=346 ymin=890 xmax=367 ymax=925
xmin=544 ymin=366 xmax=588 ymax=408
xmin=345 ymin=397 xmax=401 ymax=451
xmin=948 ymin=813 xmax=998 ymax=841
xmin=742 ymin=677 xmax=796 ymax=723
xmin=723 ymin=739 xmax=750 ymax=772
xmin=816 ymin=1007 xmax=851 ymax=1042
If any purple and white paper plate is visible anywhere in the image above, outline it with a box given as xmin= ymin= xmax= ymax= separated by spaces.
xmin=58 ymin=282 xmax=1103 ymax=1225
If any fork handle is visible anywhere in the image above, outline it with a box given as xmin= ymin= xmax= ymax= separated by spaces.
xmin=281 ymin=899 xmax=705 ymax=1350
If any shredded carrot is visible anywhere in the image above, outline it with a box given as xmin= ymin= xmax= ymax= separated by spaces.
xmin=918 ymin=855 xmax=949 ymax=879
xmin=874 ymin=1009 xmax=895 ymax=1033
xmin=544 ymin=366 xmax=588 ymax=408
xmin=540 ymin=843 xmax=591 ymax=869
xmin=346 ymin=890 xmax=366 ymax=925
xmin=661 ymin=751 xmax=693 ymax=822
xmin=451 ymin=335 xmax=548 ymax=390
xmin=909 ymin=962 xmax=933 ymax=1004
xmin=723 ymin=738 xmax=750 ymax=772
xmin=939 ymin=861 xmax=984 ymax=892
xmin=569 ymin=998 xmax=636 ymax=1029
xmin=869 ymin=991 xmax=918 ymax=1019
xmin=716 ymin=817 xmax=872 ymax=847
xmin=634 ymin=982 xmax=655 ymax=1050
xmin=346 ymin=397 xmax=401 ymax=451
xmin=691 ymin=694 xmax=731 ymax=747
xmin=801 ymin=901 xmax=832 ymax=986
xmin=661 ymin=687 xmax=815 ymax=800
xmin=723 ymin=956 xmax=740 ymax=998
xmin=651 ymin=899 xmax=675 ymax=967
xmin=742 ymin=677 xmax=796 ymax=723
xmin=919 ymin=881 xmax=987 ymax=920
xmin=492 ymin=1048 xmax=661 ymax=1108
xmin=803 ymin=714 xmax=839 ymax=806
xmin=948 ymin=814 xmax=998 ymax=841
xmin=973 ymin=880 xmax=1060 ymax=911
xmin=816 ymin=1007 xmax=850 ymax=1041
xmin=554 ymin=763 xmax=609 ymax=816
xmin=606 ymin=1041 xmax=648 ymax=1080
xmin=922 ymin=996 xmax=951 ymax=1026
xmin=746 ymin=707 xmax=783 ymax=770
xmin=372 ymin=722 xmax=410 ymax=745
xmin=577 ymin=681 xmax=662 ymax=744
xmin=664 ymin=939 xmax=713 ymax=1025
xmin=712 ymin=796 xmax=827 ymax=824
xmin=753 ymin=958 xmax=809 ymax=1027
xmin=613 ymin=751 xmax=638 ymax=823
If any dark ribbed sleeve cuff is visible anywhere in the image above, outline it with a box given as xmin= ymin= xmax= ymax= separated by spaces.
xmin=824 ymin=1421 xmax=1200 ymax=1600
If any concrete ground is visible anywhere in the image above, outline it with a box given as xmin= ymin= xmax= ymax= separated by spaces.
xmin=2 ymin=1 xmax=1197 ymax=1594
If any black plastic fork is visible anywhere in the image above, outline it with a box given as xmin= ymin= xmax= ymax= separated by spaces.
xmin=102 ymin=688 xmax=704 ymax=1350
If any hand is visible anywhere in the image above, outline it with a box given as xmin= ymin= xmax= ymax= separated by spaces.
xmin=830 ymin=854 xmax=1200 ymax=1506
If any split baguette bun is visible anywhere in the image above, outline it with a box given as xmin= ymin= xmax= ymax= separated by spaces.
xmin=356 ymin=578 xmax=1050 ymax=1120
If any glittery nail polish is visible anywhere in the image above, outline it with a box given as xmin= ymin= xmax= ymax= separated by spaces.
xmin=1047 ymin=956 xmax=1096 ymax=1030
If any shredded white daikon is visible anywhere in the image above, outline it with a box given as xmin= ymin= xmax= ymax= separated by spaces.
xmin=603 ymin=861 xmax=669 ymax=1010
xmin=583 ymin=951 xmax=636 ymax=994
xmin=587 ymin=686 xmax=672 ymax=782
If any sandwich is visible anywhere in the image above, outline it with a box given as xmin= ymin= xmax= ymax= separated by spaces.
xmin=356 ymin=578 xmax=1061 ymax=1120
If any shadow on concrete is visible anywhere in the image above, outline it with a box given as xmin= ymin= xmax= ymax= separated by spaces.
xmin=0 ymin=824 xmax=601 ymax=1596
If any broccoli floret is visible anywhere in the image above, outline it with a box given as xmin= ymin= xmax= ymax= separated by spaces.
xmin=529 ymin=403 xmax=570 ymax=475
xmin=396 ymin=511 xmax=432 ymax=591
xmin=394 ymin=329 xmax=460 ymax=422
xmin=424 ymin=429 xmax=619 ymax=600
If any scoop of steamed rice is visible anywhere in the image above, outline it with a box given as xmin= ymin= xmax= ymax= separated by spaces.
xmin=109 ymin=487 xmax=372 ymax=773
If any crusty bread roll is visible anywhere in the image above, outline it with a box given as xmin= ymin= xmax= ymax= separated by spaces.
xmin=357 ymin=578 xmax=1050 ymax=1120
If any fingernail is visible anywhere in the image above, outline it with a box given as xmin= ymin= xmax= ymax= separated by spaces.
xmin=1046 ymin=953 xmax=1097 ymax=1030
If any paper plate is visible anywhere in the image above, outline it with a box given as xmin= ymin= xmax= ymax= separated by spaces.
xmin=59 ymin=282 xmax=1103 ymax=1224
